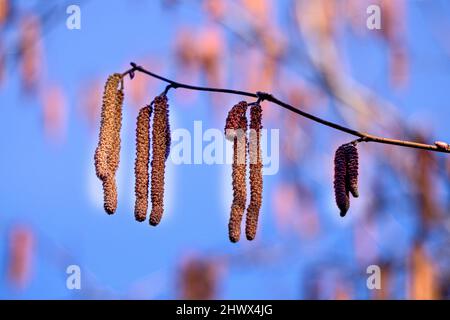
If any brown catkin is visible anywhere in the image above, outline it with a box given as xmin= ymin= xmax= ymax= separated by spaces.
xmin=94 ymin=73 xmax=124 ymax=215
xmin=344 ymin=143 xmax=359 ymax=198
xmin=134 ymin=105 xmax=152 ymax=222
xmin=165 ymin=109 xmax=172 ymax=161
xmin=225 ymin=101 xmax=248 ymax=140
xmin=94 ymin=73 xmax=122 ymax=180
xmin=245 ymin=103 xmax=263 ymax=240
xmin=109 ymin=86 xmax=124 ymax=175
xmin=334 ymin=144 xmax=350 ymax=217
xmin=103 ymin=175 xmax=118 ymax=214
xmin=150 ymin=95 xmax=171 ymax=226
xmin=226 ymin=101 xmax=248 ymax=242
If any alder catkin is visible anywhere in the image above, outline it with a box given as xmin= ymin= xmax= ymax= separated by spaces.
xmin=225 ymin=101 xmax=248 ymax=140
xmin=226 ymin=101 xmax=248 ymax=243
xmin=103 ymin=175 xmax=118 ymax=214
xmin=334 ymin=144 xmax=350 ymax=217
xmin=94 ymin=73 xmax=124 ymax=215
xmin=165 ymin=110 xmax=172 ymax=161
xmin=134 ymin=105 xmax=152 ymax=222
xmin=109 ymin=85 xmax=124 ymax=175
xmin=150 ymin=95 xmax=171 ymax=226
xmin=94 ymin=73 xmax=122 ymax=180
xmin=245 ymin=103 xmax=263 ymax=241
xmin=344 ymin=143 xmax=359 ymax=198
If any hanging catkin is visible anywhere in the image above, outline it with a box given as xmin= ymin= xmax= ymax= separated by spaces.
xmin=334 ymin=144 xmax=350 ymax=217
xmin=94 ymin=73 xmax=123 ymax=215
xmin=225 ymin=101 xmax=248 ymax=242
xmin=149 ymin=94 xmax=171 ymax=226
xmin=134 ymin=105 xmax=152 ymax=222
xmin=245 ymin=103 xmax=263 ymax=240
xmin=344 ymin=143 xmax=359 ymax=198
xmin=94 ymin=73 xmax=122 ymax=180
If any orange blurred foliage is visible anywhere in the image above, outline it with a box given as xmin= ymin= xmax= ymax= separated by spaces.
xmin=372 ymin=263 xmax=392 ymax=300
xmin=203 ymin=0 xmax=226 ymax=20
xmin=79 ymin=79 xmax=102 ymax=130
xmin=334 ymin=281 xmax=352 ymax=300
xmin=408 ymin=243 xmax=439 ymax=300
xmin=241 ymin=0 xmax=271 ymax=23
xmin=299 ymin=0 xmax=337 ymax=40
xmin=197 ymin=26 xmax=225 ymax=88
xmin=42 ymin=85 xmax=67 ymax=143
xmin=0 ymin=0 xmax=9 ymax=26
xmin=179 ymin=256 xmax=218 ymax=300
xmin=8 ymin=225 xmax=35 ymax=289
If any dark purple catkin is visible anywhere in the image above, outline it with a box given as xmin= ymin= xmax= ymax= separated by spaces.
xmin=134 ymin=105 xmax=152 ymax=222
xmin=334 ymin=144 xmax=350 ymax=217
xmin=150 ymin=95 xmax=171 ymax=226
xmin=344 ymin=143 xmax=359 ymax=198
xmin=226 ymin=101 xmax=248 ymax=243
xmin=245 ymin=103 xmax=263 ymax=241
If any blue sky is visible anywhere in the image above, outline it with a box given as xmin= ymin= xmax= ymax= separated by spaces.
xmin=1 ymin=0 xmax=450 ymax=299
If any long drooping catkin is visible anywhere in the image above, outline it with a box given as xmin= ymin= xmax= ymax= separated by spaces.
xmin=225 ymin=101 xmax=248 ymax=242
xmin=334 ymin=144 xmax=350 ymax=217
xmin=344 ymin=143 xmax=359 ymax=198
xmin=245 ymin=103 xmax=263 ymax=240
xmin=94 ymin=73 xmax=123 ymax=215
xmin=134 ymin=105 xmax=152 ymax=222
xmin=150 ymin=95 xmax=171 ymax=226
xmin=94 ymin=73 xmax=122 ymax=180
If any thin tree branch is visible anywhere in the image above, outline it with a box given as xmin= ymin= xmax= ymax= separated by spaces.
xmin=122 ymin=62 xmax=450 ymax=154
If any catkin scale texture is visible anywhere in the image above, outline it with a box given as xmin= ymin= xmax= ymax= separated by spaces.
xmin=134 ymin=105 xmax=152 ymax=222
xmin=226 ymin=101 xmax=248 ymax=243
xmin=109 ymin=87 xmax=124 ymax=175
xmin=103 ymin=175 xmax=118 ymax=214
xmin=344 ymin=144 xmax=359 ymax=198
xmin=150 ymin=95 xmax=171 ymax=226
xmin=334 ymin=145 xmax=350 ymax=217
xmin=245 ymin=104 xmax=263 ymax=241
xmin=94 ymin=73 xmax=124 ymax=215
xmin=94 ymin=73 xmax=122 ymax=180
xmin=225 ymin=101 xmax=248 ymax=141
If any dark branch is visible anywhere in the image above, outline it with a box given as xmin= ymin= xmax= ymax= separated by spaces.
xmin=123 ymin=62 xmax=450 ymax=154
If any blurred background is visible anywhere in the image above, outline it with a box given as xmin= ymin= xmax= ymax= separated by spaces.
xmin=1 ymin=0 xmax=450 ymax=299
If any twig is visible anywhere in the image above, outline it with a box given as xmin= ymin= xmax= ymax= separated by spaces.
xmin=123 ymin=62 xmax=450 ymax=154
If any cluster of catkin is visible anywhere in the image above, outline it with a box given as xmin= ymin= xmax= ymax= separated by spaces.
xmin=334 ymin=143 xmax=359 ymax=217
xmin=225 ymin=101 xmax=263 ymax=242
xmin=134 ymin=94 xmax=171 ymax=226
xmin=95 ymin=74 xmax=171 ymax=225
xmin=94 ymin=73 xmax=124 ymax=214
